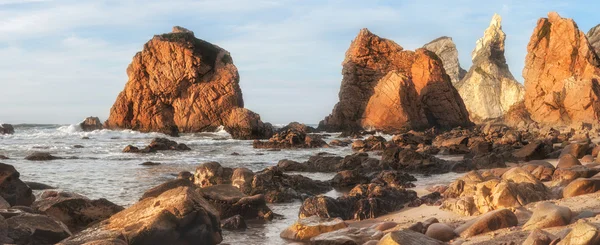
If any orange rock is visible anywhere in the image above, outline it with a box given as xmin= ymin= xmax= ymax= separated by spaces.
xmin=320 ymin=29 xmax=471 ymax=132
xmin=105 ymin=26 xmax=272 ymax=139
xmin=523 ymin=12 xmax=600 ymax=126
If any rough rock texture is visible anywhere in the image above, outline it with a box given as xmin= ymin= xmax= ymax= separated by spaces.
xmin=280 ymin=216 xmax=347 ymax=242
xmin=58 ymin=186 xmax=222 ymax=245
xmin=455 ymin=14 xmax=524 ymax=122
xmin=0 ymin=163 xmax=35 ymax=206
xmin=6 ymin=213 xmax=72 ymax=244
xmin=0 ymin=124 xmax=14 ymax=135
xmin=319 ymin=28 xmax=471 ymax=132
xmin=588 ymin=24 xmax=600 ymax=55
xmin=523 ymin=12 xmax=600 ymax=125
xmin=423 ymin=36 xmax=467 ymax=85
xmin=105 ymin=26 xmax=272 ymax=139
xmin=198 ymin=184 xmax=273 ymax=221
xmin=32 ymin=190 xmax=124 ymax=233
xmin=80 ymin=117 xmax=103 ymax=131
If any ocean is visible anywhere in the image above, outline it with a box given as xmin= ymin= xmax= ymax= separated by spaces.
xmin=0 ymin=124 xmax=462 ymax=244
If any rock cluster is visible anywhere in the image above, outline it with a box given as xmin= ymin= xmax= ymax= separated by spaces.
xmin=105 ymin=26 xmax=273 ymax=139
xmin=319 ymin=28 xmax=471 ymax=133
xmin=455 ymin=14 xmax=524 ymax=122
xmin=523 ymin=12 xmax=600 ymax=125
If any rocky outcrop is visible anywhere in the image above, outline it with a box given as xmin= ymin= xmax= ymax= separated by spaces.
xmin=588 ymin=24 xmax=600 ymax=55
xmin=423 ymin=36 xmax=466 ymax=85
xmin=455 ymin=14 xmax=524 ymax=122
xmin=523 ymin=12 xmax=600 ymax=125
xmin=0 ymin=163 xmax=35 ymax=206
xmin=104 ymin=26 xmax=272 ymax=139
xmin=319 ymin=28 xmax=471 ymax=133
xmin=122 ymin=137 xmax=190 ymax=153
xmin=58 ymin=186 xmax=222 ymax=245
xmin=79 ymin=117 xmax=103 ymax=131
xmin=0 ymin=124 xmax=14 ymax=135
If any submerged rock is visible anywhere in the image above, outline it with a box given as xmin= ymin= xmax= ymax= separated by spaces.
xmin=523 ymin=12 xmax=600 ymax=126
xmin=455 ymin=13 xmax=524 ymax=122
xmin=104 ymin=26 xmax=273 ymax=139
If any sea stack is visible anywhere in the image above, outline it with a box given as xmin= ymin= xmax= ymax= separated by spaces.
xmin=105 ymin=26 xmax=273 ymax=139
xmin=454 ymin=14 xmax=524 ymax=122
xmin=423 ymin=36 xmax=467 ymax=85
xmin=319 ymin=29 xmax=471 ymax=133
xmin=587 ymin=24 xmax=600 ymax=55
xmin=523 ymin=12 xmax=600 ymax=126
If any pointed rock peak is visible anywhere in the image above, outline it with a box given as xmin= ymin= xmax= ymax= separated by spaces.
xmin=345 ymin=28 xmax=404 ymax=64
xmin=547 ymin=11 xmax=562 ymax=22
xmin=423 ymin=36 xmax=466 ymax=85
xmin=172 ymin=26 xmax=194 ymax=35
xmin=587 ymin=24 xmax=600 ymax=55
xmin=358 ymin=28 xmax=373 ymax=37
xmin=471 ymin=13 xmax=506 ymax=64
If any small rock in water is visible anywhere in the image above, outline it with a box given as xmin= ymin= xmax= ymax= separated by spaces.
xmin=24 ymin=181 xmax=55 ymax=190
xmin=73 ymin=145 xmax=84 ymax=149
xmin=0 ymin=155 xmax=8 ymax=159
xmin=231 ymin=152 xmax=240 ymax=156
xmin=81 ymin=136 xmax=90 ymax=140
xmin=140 ymin=162 xmax=161 ymax=166
xmin=221 ymin=215 xmax=247 ymax=230
xmin=177 ymin=171 xmax=193 ymax=181
xmin=24 ymin=152 xmax=62 ymax=161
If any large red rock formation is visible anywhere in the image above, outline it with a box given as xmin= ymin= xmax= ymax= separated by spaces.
xmin=523 ymin=12 xmax=600 ymax=125
xmin=319 ymin=29 xmax=471 ymax=132
xmin=105 ymin=26 xmax=273 ymax=139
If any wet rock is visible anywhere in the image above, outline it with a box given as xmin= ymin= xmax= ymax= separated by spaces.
xmin=329 ymin=139 xmax=352 ymax=147
xmin=250 ymin=167 xmax=331 ymax=203
xmin=139 ymin=178 xmax=193 ymax=200
xmin=0 ymin=124 xmax=14 ymax=135
xmin=382 ymin=147 xmax=463 ymax=174
xmin=512 ymin=141 xmax=552 ymax=161
xmin=177 ymin=171 xmax=193 ymax=181
xmin=277 ymin=159 xmax=306 ymax=172
xmin=557 ymin=154 xmax=582 ymax=169
xmin=6 ymin=213 xmax=71 ymax=244
xmin=378 ymin=229 xmax=444 ymax=245
xmin=199 ymin=184 xmax=273 ymax=220
xmin=0 ymin=163 xmax=35 ymax=206
xmin=310 ymin=227 xmax=383 ymax=245
xmin=331 ymin=170 xmax=369 ymax=188
xmin=194 ymin=162 xmax=233 ymax=188
xmin=59 ymin=186 xmax=222 ymax=245
xmin=557 ymin=221 xmax=600 ymax=245
xmin=352 ymin=136 xmax=387 ymax=152
xmin=523 ymin=229 xmax=556 ymax=245
xmin=25 ymin=152 xmax=63 ymax=161
xmin=253 ymin=129 xmax=327 ymax=149
xmin=80 ymin=117 xmax=103 ymax=131
xmin=122 ymin=145 xmax=139 ymax=153
xmin=455 ymin=208 xmax=517 ymax=238
xmin=24 ymin=181 xmax=55 ymax=190
xmin=230 ymin=167 xmax=254 ymax=194
xmin=0 ymin=155 xmax=7 ymax=160
xmin=73 ymin=145 xmax=84 ymax=149
xmin=221 ymin=214 xmax=246 ymax=230
xmin=140 ymin=161 xmax=160 ymax=166
xmin=280 ymin=216 xmax=347 ymax=242
xmin=370 ymin=170 xmax=416 ymax=188
xmin=425 ymin=223 xmax=456 ymax=242
xmin=0 ymin=196 xmax=9 ymax=209
xmin=523 ymin=202 xmax=572 ymax=230
xmin=33 ymin=190 xmax=123 ymax=233
xmin=563 ymin=178 xmax=600 ymax=198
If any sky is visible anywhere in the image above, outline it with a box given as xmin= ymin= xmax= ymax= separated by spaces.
xmin=0 ymin=0 xmax=599 ymax=125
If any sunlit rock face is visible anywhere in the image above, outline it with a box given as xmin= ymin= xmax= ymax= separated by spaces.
xmin=423 ymin=36 xmax=467 ymax=85
xmin=455 ymin=14 xmax=524 ymax=123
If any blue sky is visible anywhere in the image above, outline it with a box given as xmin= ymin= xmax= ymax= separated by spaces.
xmin=0 ymin=0 xmax=598 ymax=125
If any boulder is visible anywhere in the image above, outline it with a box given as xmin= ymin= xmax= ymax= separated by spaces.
xmin=455 ymin=208 xmax=518 ymax=238
xmin=523 ymin=229 xmax=557 ymax=245
xmin=352 ymin=136 xmax=387 ymax=152
xmin=523 ymin=12 xmax=600 ymax=126
xmin=0 ymin=163 xmax=35 ymax=206
xmin=423 ymin=36 xmax=466 ymax=85
xmin=318 ymin=28 xmax=470 ymax=133
xmin=523 ymin=202 xmax=572 ymax=230
xmin=310 ymin=227 xmax=383 ymax=245
xmin=221 ymin=214 xmax=247 ymax=230
xmin=0 ymin=124 xmax=14 ymax=135
xmin=425 ymin=223 xmax=456 ymax=242
xmin=58 ymin=187 xmax=222 ymax=245
xmin=104 ymin=26 xmax=273 ymax=139
xmin=557 ymin=154 xmax=582 ymax=169
xmin=377 ymin=229 xmax=444 ymax=245
xmin=557 ymin=221 xmax=600 ymax=245
xmin=280 ymin=216 xmax=347 ymax=242
xmin=80 ymin=117 xmax=103 ymax=131
xmin=521 ymin=161 xmax=555 ymax=181
xmin=455 ymin=14 xmax=524 ymax=122
xmin=249 ymin=167 xmax=331 ymax=203
xmin=198 ymin=184 xmax=273 ymax=220
xmin=32 ymin=190 xmax=124 ymax=233
xmin=253 ymin=129 xmax=327 ymax=149
xmin=6 ymin=213 xmax=71 ymax=244
xmin=193 ymin=162 xmax=232 ymax=188
xmin=552 ymin=166 xmax=598 ymax=186
xmin=561 ymin=143 xmax=589 ymax=158
xmin=331 ymin=170 xmax=369 ymax=188
xmin=512 ymin=141 xmax=552 ymax=161
xmin=25 ymin=152 xmax=63 ymax=161
xmin=563 ymin=178 xmax=600 ymax=198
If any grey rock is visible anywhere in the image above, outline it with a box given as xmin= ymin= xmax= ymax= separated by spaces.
xmin=588 ymin=24 xmax=600 ymax=56
xmin=423 ymin=36 xmax=467 ymax=85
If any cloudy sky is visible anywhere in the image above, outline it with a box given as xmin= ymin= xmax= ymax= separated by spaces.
xmin=0 ymin=0 xmax=598 ymax=125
